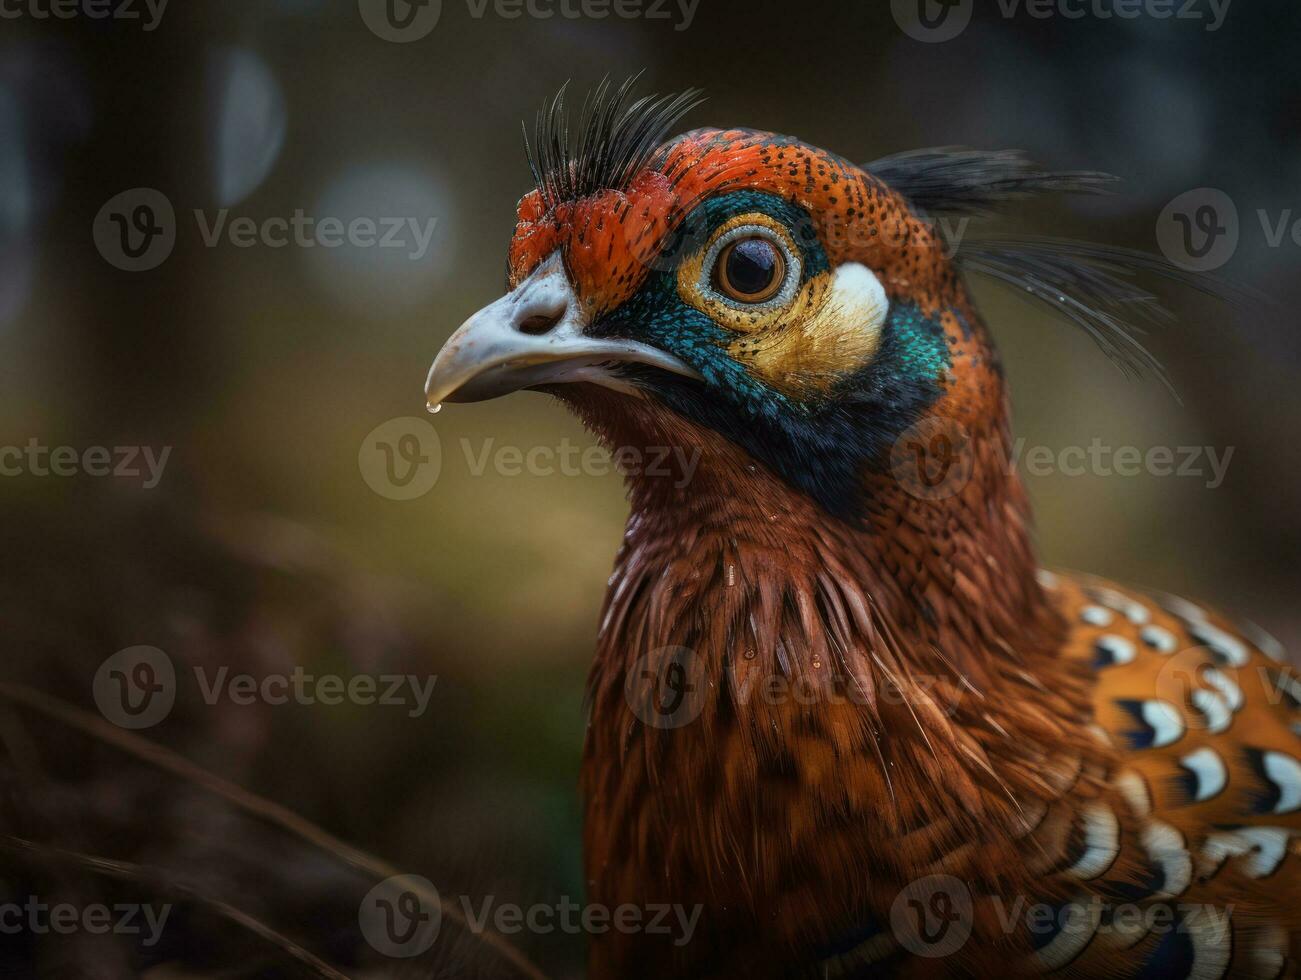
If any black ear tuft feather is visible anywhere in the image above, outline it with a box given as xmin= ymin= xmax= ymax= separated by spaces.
xmin=523 ymin=75 xmax=704 ymax=212
xmin=867 ymin=147 xmax=1260 ymax=394
xmin=865 ymin=146 xmax=1118 ymax=217
xmin=955 ymin=237 xmax=1182 ymax=390
xmin=956 ymin=237 xmax=1263 ymax=396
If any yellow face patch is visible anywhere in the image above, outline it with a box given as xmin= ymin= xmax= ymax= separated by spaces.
xmin=675 ymin=213 xmax=891 ymax=399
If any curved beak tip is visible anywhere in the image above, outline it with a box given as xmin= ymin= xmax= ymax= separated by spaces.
xmin=422 ymin=257 xmax=705 ymax=408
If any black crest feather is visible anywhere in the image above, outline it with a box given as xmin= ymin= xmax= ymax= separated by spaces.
xmin=523 ymin=75 xmax=704 ymax=212
xmin=866 ymin=146 xmax=1118 ymax=217
xmin=867 ymin=146 xmax=1253 ymax=393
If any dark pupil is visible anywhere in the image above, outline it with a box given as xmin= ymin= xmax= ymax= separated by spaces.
xmin=725 ymin=239 xmax=778 ymax=296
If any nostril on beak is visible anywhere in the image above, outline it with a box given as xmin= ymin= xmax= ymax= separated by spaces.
xmin=517 ymin=305 xmax=566 ymax=336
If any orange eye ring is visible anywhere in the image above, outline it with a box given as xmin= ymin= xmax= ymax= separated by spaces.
xmin=713 ymin=236 xmax=787 ymax=304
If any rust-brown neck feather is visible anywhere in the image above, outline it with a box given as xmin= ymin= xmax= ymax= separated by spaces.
xmin=565 ymin=388 xmax=1088 ymax=977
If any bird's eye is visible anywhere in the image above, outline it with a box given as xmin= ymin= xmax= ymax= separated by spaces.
xmin=688 ymin=221 xmax=802 ymax=316
xmin=714 ymin=236 xmax=786 ymax=304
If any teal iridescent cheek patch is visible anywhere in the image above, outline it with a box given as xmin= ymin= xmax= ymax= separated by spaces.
xmin=883 ymin=302 xmax=953 ymax=383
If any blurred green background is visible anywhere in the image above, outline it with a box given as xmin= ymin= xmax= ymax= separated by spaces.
xmin=0 ymin=1 xmax=1298 ymax=975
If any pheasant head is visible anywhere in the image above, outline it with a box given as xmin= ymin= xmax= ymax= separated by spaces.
xmin=424 ymin=84 xmax=1048 ymax=525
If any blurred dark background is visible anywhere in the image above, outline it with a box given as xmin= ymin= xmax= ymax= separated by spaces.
xmin=0 ymin=1 xmax=1298 ymax=975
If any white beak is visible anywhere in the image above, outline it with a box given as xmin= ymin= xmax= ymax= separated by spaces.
xmin=424 ymin=253 xmax=703 ymax=408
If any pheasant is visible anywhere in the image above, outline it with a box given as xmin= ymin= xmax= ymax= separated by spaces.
xmin=423 ymin=80 xmax=1301 ymax=979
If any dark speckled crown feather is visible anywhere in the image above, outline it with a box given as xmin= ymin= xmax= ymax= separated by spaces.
xmin=522 ymin=75 xmax=704 ymax=212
